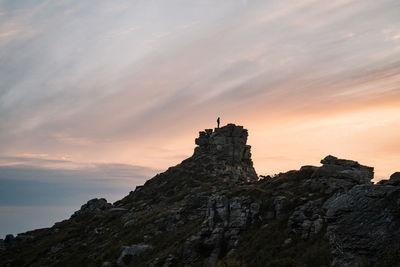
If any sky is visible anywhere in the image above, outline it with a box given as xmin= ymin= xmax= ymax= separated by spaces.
xmin=1 ymin=0 xmax=400 ymax=237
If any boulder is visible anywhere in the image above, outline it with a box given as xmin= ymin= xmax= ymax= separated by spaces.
xmin=72 ymin=198 xmax=111 ymax=217
xmin=312 ymin=155 xmax=373 ymax=184
xmin=321 ymin=155 xmax=359 ymax=167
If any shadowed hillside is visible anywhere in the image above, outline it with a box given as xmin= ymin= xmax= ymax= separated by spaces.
xmin=1 ymin=124 xmax=400 ymax=267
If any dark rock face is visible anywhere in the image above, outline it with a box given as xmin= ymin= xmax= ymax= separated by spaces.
xmin=190 ymin=124 xmax=258 ymax=183
xmin=324 ymin=185 xmax=400 ymax=267
xmin=183 ymin=195 xmax=260 ymax=266
xmin=288 ymin=198 xmax=325 ymax=239
xmin=194 ymin=124 xmax=251 ymax=163
xmin=1 ymin=124 xmax=400 ymax=267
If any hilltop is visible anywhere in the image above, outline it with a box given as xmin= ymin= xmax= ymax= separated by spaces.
xmin=1 ymin=124 xmax=400 ymax=267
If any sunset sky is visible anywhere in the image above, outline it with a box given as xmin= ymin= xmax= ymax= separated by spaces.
xmin=1 ymin=0 xmax=400 ymax=236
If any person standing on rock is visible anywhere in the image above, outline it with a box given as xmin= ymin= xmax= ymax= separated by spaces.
xmin=217 ymin=117 xmax=220 ymax=128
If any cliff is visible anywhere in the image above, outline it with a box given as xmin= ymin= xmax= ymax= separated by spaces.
xmin=1 ymin=124 xmax=400 ymax=267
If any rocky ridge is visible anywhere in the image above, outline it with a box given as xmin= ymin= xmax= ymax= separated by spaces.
xmin=1 ymin=124 xmax=400 ymax=267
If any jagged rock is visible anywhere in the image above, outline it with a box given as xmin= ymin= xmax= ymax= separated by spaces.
xmin=72 ymin=198 xmax=111 ymax=217
xmin=183 ymin=194 xmax=260 ymax=265
xmin=321 ymin=155 xmax=359 ymax=166
xmin=288 ymin=199 xmax=324 ymax=239
xmin=324 ymin=184 xmax=400 ymax=267
xmin=312 ymin=155 xmax=374 ymax=184
xmin=192 ymin=124 xmax=258 ymax=183
xmin=194 ymin=124 xmax=248 ymax=163
xmin=116 ymin=244 xmax=152 ymax=266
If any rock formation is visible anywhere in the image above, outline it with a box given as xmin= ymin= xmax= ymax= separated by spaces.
xmin=189 ymin=123 xmax=258 ymax=183
xmin=1 ymin=124 xmax=399 ymax=267
xmin=194 ymin=124 xmax=252 ymax=164
xmin=71 ymin=198 xmax=111 ymax=217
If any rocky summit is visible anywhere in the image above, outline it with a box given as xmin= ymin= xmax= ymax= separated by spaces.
xmin=1 ymin=124 xmax=400 ymax=267
xmin=192 ymin=124 xmax=257 ymax=183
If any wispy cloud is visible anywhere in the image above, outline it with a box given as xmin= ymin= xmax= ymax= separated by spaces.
xmin=0 ymin=0 xmax=399 ymax=201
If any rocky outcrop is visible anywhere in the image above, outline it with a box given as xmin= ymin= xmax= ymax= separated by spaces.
xmin=71 ymin=198 xmax=111 ymax=217
xmin=378 ymin=172 xmax=400 ymax=186
xmin=183 ymin=194 xmax=260 ymax=266
xmin=324 ymin=184 xmax=400 ymax=267
xmin=190 ymin=124 xmax=258 ymax=183
xmin=288 ymin=198 xmax=325 ymax=239
xmin=312 ymin=155 xmax=374 ymax=184
xmin=194 ymin=124 xmax=251 ymax=163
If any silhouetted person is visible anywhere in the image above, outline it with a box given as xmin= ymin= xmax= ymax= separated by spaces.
xmin=217 ymin=117 xmax=220 ymax=128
